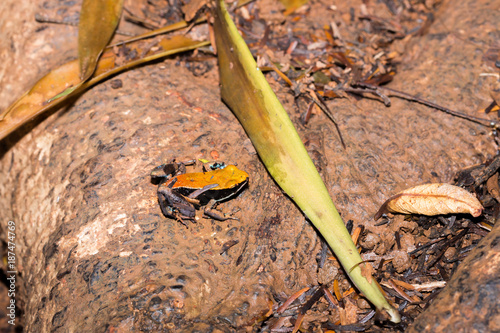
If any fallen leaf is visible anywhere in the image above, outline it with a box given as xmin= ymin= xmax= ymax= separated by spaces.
xmin=374 ymin=183 xmax=483 ymax=220
xmin=78 ymin=0 xmax=124 ymax=81
xmin=182 ymin=0 xmax=209 ymax=21
xmin=359 ymin=262 xmax=373 ymax=284
xmin=279 ymin=0 xmax=309 ymax=14
xmin=0 ymin=35 xmax=209 ymax=140
xmin=487 ymin=173 xmax=500 ymax=202
xmin=343 ymin=298 xmax=359 ymax=325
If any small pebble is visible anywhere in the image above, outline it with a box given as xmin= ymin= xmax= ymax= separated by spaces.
xmin=110 ymin=79 xmax=123 ymax=89
xmin=210 ymin=150 xmax=220 ymax=160
xmin=392 ymin=250 xmax=411 ymax=273
xmin=360 ymin=233 xmax=381 ymax=250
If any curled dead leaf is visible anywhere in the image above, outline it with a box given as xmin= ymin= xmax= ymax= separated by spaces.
xmin=374 ymin=183 xmax=483 ymax=220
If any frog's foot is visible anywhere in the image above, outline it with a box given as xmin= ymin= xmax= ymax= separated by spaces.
xmin=203 ymin=200 xmax=239 ymax=221
xmin=175 ymin=215 xmax=195 ymax=228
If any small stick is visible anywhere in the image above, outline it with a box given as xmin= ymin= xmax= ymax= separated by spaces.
xmin=395 ymin=231 xmax=401 ymax=250
xmin=307 ymin=89 xmax=346 ymax=149
xmin=342 ymin=86 xmax=391 ymax=106
xmin=35 ymin=13 xmax=135 ymax=36
xmin=377 ymin=85 xmax=497 ymax=128
xmin=343 ymin=83 xmax=498 ymax=128
xmin=276 ymin=287 xmax=310 ymax=314
xmin=425 ymin=228 xmax=468 ymax=269
xmin=474 ymin=154 xmax=500 ymax=186
xmin=408 ymin=237 xmax=446 ymax=256
xmin=322 ymin=286 xmax=339 ymax=309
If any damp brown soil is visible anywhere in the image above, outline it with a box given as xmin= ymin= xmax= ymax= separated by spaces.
xmin=0 ymin=0 xmax=499 ymax=332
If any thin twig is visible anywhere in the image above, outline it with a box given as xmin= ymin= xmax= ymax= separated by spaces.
xmin=473 ymin=154 xmax=500 ymax=186
xmin=341 ymin=82 xmax=498 ymax=128
xmin=364 ymin=84 xmax=497 ymax=128
xmin=34 ymin=13 xmax=135 ymax=36
xmin=342 ymin=86 xmax=391 ymax=106
xmin=425 ymin=228 xmax=469 ymax=269
xmin=276 ymin=287 xmax=310 ymax=314
xmin=307 ymin=89 xmax=346 ymax=149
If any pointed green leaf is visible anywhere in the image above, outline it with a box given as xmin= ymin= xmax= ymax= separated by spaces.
xmin=78 ymin=0 xmax=124 ymax=81
xmin=213 ymin=0 xmax=400 ymax=323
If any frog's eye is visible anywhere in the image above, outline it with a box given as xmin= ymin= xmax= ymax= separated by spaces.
xmin=209 ymin=162 xmax=226 ymax=170
xmin=161 ymin=163 xmax=178 ymax=175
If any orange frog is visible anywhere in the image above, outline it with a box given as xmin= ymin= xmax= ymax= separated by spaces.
xmin=151 ymin=161 xmax=249 ymax=224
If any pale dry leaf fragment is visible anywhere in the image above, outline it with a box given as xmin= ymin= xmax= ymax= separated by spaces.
xmin=182 ymin=0 xmax=209 ymax=21
xmin=359 ymin=262 xmax=374 ymax=284
xmin=343 ymin=298 xmax=359 ymax=325
xmin=486 ymin=173 xmax=500 ymax=202
xmin=374 ymin=183 xmax=483 ymax=220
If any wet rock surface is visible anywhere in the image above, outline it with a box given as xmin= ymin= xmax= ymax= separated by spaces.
xmin=0 ymin=0 xmax=499 ymax=331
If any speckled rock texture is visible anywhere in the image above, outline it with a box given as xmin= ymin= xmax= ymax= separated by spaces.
xmin=0 ymin=0 xmax=498 ymax=331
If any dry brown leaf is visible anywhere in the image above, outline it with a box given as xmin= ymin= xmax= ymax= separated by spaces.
xmin=0 ymin=35 xmax=208 ymax=140
xmin=486 ymin=173 xmax=500 ymax=202
xmin=374 ymin=183 xmax=483 ymax=220
xmin=78 ymin=0 xmax=124 ymax=81
xmin=343 ymin=298 xmax=359 ymax=325
xmin=279 ymin=0 xmax=309 ymax=13
xmin=359 ymin=262 xmax=374 ymax=284
xmin=182 ymin=0 xmax=209 ymax=21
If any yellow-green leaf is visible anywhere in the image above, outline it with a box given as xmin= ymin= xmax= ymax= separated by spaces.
xmin=78 ymin=0 xmax=124 ymax=81
xmin=213 ymin=0 xmax=400 ymax=323
xmin=0 ymin=35 xmax=209 ymax=141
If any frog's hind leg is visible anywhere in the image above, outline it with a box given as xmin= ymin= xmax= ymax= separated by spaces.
xmin=187 ymin=183 xmax=219 ymax=199
xmin=203 ymin=199 xmax=239 ymax=221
